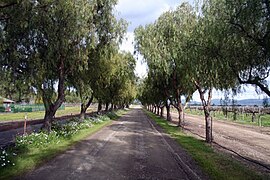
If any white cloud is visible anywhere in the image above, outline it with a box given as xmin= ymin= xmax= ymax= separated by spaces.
xmin=117 ymin=0 xmax=187 ymax=78
xmin=116 ymin=0 xmax=188 ymax=32
xmin=120 ymin=32 xmax=147 ymax=78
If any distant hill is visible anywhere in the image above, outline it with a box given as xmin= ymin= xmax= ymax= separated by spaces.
xmin=211 ymin=98 xmax=269 ymax=106
xmin=189 ymin=98 xmax=269 ymax=106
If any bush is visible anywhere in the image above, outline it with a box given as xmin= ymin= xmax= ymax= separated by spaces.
xmin=106 ymin=112 xmax=119 ymax=120
xmin=0 ymin=148 xmax=16 ymax=169
xmin=1 ymin=112 xmax=112 ymax=171
xmin=0 ymin=106 xmax=5 ymax=112
xmin=16 ymin=131 xmax=59 ymax=149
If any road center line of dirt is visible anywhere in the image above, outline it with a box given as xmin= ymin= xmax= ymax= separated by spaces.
xmin=144 ymin=112 xmax=201 ymax=180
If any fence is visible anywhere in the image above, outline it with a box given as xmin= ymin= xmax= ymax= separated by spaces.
xmin=10 ymin=104 xmax=65 ymax=113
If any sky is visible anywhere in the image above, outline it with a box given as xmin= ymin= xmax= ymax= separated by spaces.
xmin=115 ymin=0 xmax=267 ymax=102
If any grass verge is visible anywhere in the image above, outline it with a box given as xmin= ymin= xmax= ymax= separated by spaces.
xmin=0 ymin=106 xmax=96 ymax=122
xmin=144 ymin=109 xmax=268 ymax=180
xmin=0 ymin=109 xmax=128 ymax=179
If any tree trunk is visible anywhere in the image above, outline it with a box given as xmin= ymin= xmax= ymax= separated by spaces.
xmin=105 ymin=102 xmax=109 ymax=111
xmin=166 ymin=103 xmax=172 ymax=121
xmin=157 ymin=106 xmax=160 ymax=115
xmin=195 ymin=81 xmax=213 ymax=143
xmin=97 ymin=102 xmax=102 ymax=113
xmin=44 ymin=108 xmax=56 ymax=132
xmin=42 ymin=58 xmax=65 ymax=132
xmin=160 ymin=106 xmax=164 ymax=117
xmin=80 ymin=95 xmax=94 ymax=120
xmin=203 ymin=106 xmax=212 ymax=143
xmin=178 ymin=109 xmax=184 ymax=126
xmin=175 ymin=90 xmax=183 ymax=127
xmin=252 ymin=113 xmax=256 ymax=122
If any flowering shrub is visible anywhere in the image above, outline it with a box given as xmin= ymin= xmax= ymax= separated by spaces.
xmin=16 ymin=131 xmax=59 ymax=149
xmin=1 ymin=114 xmax=111 ymax=170
xmin=0 ymin=148 xmax=16 ymax=168
xmin=92 ymin=115 xmax=110 ymax=123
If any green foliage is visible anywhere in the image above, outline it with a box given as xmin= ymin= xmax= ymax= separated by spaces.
xmin=93 ymin=51 xmax=137 ymax=107
xmin=0 ymin=0 xmax=133 ymax=128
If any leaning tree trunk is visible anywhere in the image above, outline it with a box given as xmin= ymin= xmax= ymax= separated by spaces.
xmin=80 ymin=95 xmax=94 ymax=120
xmin=42 ymin=59 xmax=65 ymax=132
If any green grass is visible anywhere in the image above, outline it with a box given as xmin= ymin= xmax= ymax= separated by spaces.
xmin=144 ymin=110 xmax=268 ymax=180
xmin=185 ymin=109 xmax=270 ymax=127
xmin=0 ymin=110 xmax=128 ymax=179
xmin=0 ymin=106 xmax=95 ymax=122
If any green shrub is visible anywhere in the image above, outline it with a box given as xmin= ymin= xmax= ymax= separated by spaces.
xmin=0 ymin=106 xmax=5 ymax=112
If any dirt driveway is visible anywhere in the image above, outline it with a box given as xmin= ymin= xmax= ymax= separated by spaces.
xmin=171 ymin=112 xmax=270 ymax=172
xmin=19 ymin=108 xmax=206 ymax=180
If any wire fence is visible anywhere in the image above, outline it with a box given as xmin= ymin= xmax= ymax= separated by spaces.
xmin=0 ymin=104 xmax=66 ymax=113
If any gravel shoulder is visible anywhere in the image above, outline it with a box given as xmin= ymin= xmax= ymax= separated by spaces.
xmin=18 ymin=108 xmax=207 ymax=180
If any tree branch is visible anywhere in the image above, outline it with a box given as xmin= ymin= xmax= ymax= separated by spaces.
xmin=238 ymin=75 xmax=270 ymax=97
xmin=229 ymin=21 xmax=264 ymax=47
xmin=0 ymin=2 xmax=17 ymax=9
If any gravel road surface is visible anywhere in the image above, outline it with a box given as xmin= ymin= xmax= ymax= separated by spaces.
xmin=171 ymin=112 xmax=270 ymax=172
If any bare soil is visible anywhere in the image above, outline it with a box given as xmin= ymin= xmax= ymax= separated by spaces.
xmin=170 ymin=112 xmax=270 ymax=173
xmin=19 ymin=108 xmax=207 ymax=180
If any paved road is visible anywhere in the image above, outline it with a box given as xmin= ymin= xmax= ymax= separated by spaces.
xmin=0 ymin=124 xmax=41 ymax=147
xmin=19 ymin=108 xmax=206 ymax=180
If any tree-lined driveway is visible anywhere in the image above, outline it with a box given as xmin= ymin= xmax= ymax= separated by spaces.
xmin=20 ymin=108 xmax=206 ymax=180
